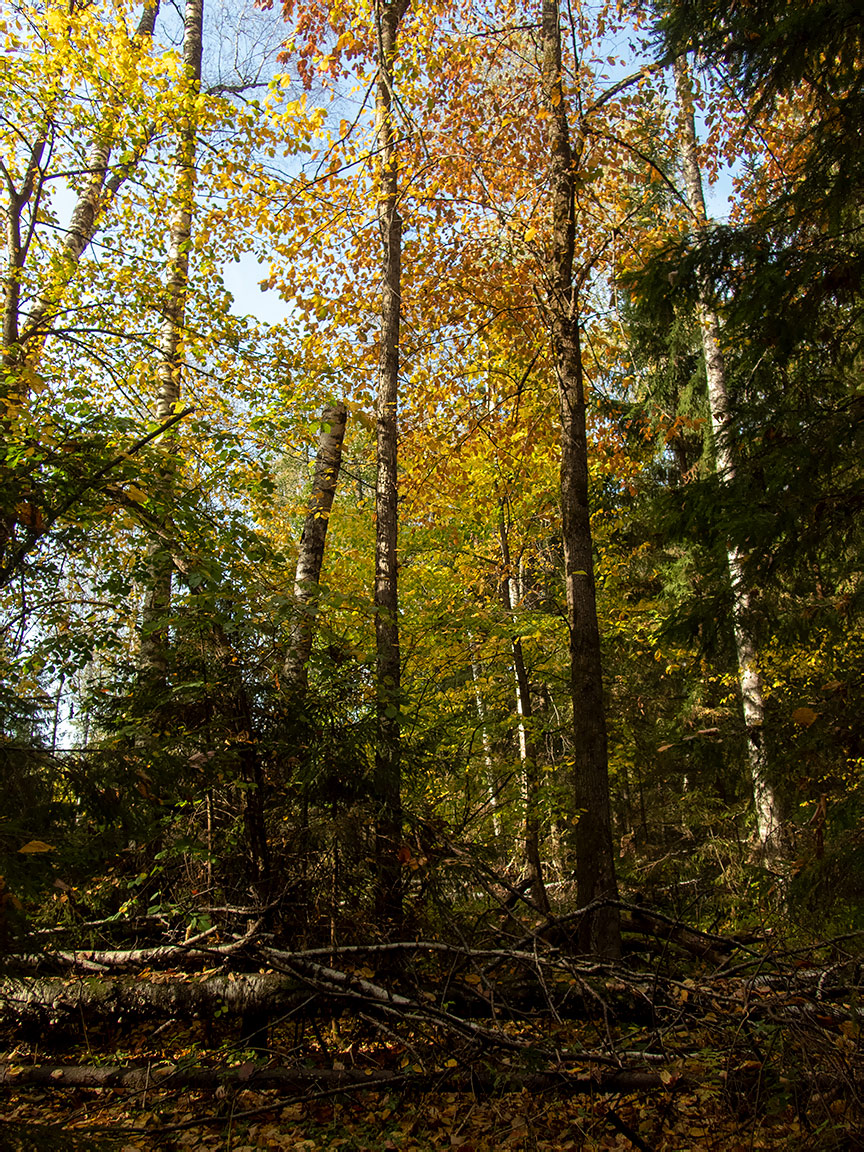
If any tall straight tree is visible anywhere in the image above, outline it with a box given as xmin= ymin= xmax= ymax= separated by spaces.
xmin=672 ymin=56 xmax=781 ymax=852
xmin=540 ymin=0 xmax=620 ymax=956
xmin=139 ymin=0 xmax=204 ymax=684
xmin=373 ymin=0 xmax=410 ymax=929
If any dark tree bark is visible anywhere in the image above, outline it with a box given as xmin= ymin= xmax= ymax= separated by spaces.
xmin=373 ymin=0 xmax=410 ymax=931
xmin=539 ymin=0 xmax=620 ymax=957
xmin=283 ymin=401 xmax=348 ymax=691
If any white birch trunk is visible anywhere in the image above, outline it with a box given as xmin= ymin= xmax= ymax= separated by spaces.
xmin=672 ymin=56 xmax=781 ymax=853
xmin=499 ymin=512 xmax=549 ymax=914
xmin=283 ymin=401 xmax=348 ymax=690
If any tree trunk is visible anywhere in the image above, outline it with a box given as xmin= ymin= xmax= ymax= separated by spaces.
xmin=0 ymin=1061 xmax=697 ymax=1097
xmin=540 ymin=0 xmax=619 ymax=957
xmin=372 ymin=0 xmax=410 ymax=931
xmin=0 ymin=973 xmax=300 ymax=1023
xmin=283 ymin=402 xmax=348 ymax=691
xmin=499 ymin=512 xmax=549 ymax=914
xmin=672 ymin=56 xmax=781 ymax=854
xmin=468 ymin=639 xmax=502 ymax=843
xmin=138 ymin=0 xmax=203 ymax=686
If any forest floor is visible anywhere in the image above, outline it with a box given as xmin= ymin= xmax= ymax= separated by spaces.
xmin=2 ymin=897 xmax=863 ymax=1150
xmin=3 ymin=945 xmax=863 ymax=1150
xmin=0 ymin=1022 xmax=840 ymax=1152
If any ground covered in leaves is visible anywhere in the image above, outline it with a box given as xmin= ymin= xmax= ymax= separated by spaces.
xmin=2 ymin=947 xmax=862 ymax=1152
xmin=3 ymin=885 xmax=864 ymax=1150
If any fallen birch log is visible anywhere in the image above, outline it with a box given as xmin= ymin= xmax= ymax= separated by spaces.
xmin=0 ymin=973 xmax=306 ymax=1023
xmin=0 ymin=1061 xmax=687 ymax=1096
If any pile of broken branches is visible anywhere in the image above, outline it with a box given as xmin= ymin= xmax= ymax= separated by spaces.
xmin=2 ymin=896 xmax=862 ymax=1120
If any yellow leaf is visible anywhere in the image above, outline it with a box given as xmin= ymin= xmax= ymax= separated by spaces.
xmin=792 ymin=706 xmax=818 ymax=727
xmin=19 ymin=840 xmax=54 ymax=853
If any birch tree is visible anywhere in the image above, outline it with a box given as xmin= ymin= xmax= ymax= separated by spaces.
xmin=283 ymin=401 xmax=348 ymax=691
xmin=671 ymin=56 xmax=782 ymax=854
xmin=499 ymin=508 xmax=549 ymax=913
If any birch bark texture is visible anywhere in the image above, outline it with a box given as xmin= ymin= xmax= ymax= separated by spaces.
xmin=540 ymin=0 xmax=620 ymax=956
xmin=139 ymin=0 xmax=204 ymax=683
xmin=373 ymin=0 xmax=410 ymax=929
xmin=283 ymin=402 xmax=348 ymax=691
xmin=672 ymin=56 xmax=781 ymax=854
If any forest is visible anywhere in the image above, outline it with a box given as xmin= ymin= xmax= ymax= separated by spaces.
xmin=1 ymin=0 xmax=863 ymax=1146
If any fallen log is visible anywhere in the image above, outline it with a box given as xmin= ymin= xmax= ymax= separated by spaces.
xmin=0 ymin=973 xmax=307 ymax=1024
xmin=2 ymin=962 xmax=858 ymax=1043
xmin=0 ymin=1060 xmax=689 ymax=1096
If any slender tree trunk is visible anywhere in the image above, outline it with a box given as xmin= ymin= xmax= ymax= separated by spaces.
xmin=138 ymin=0 xmax=203 ymax=686
xmin=499 ymin=512 xmax=549 ymax=914
xmin=372 ymin=0 xmax=410 ymax=931
xmin=468 ymin=639 xmax=502 ymax=843
xmin=283 ymin=402 xmax=348 ymax=691
xmin=540 ymin=0 xmax=619 ymax=956
xmin=672 ymin=56 xmax=781 ymax=854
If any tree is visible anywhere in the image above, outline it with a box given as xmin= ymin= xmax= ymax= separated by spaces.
xmin=284 ymin=402 xmax=349 ymax=690
xmin=372 ymin=0 xmax=411 ymax=930
xmin=539 ymin=0 xmax=620 ymax=956
xmin=671 ymin=55 xmax=781 ymax=853
xmin=139 ymin=0 xmax=205 ymax=686
xmin=0 ymin=0 xmax=166 ymax=589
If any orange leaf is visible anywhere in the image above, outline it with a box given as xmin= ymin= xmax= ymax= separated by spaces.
xmin=791 ymin=707 xmax=818 ymax=728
